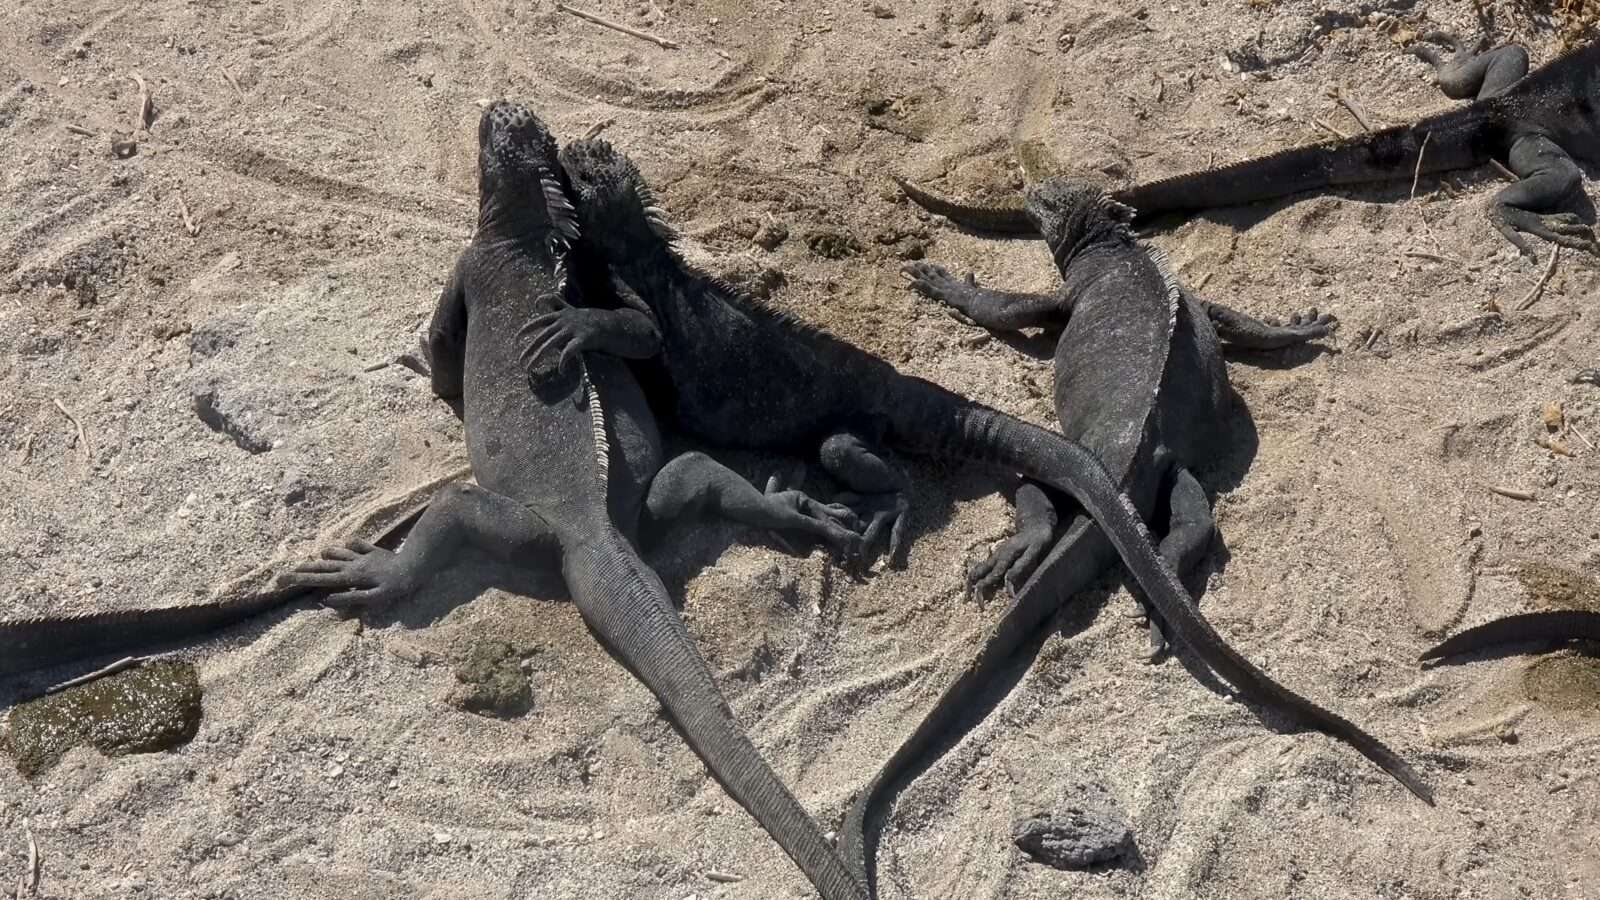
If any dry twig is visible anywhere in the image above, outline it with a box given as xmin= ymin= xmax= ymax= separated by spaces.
xmin=1409 ymin=131 xmax=1431 ymax=201
xmin=1334 ymin=85 xmax=1374 ymax=132
xmin=1514 ymin=246 xmax=1560 ymax=311
xmin=16 ymin=817 xmax=39 ymax=898
xmin=176 ymin=194 xmax=201 ymax=237
xmin=50 ymin=398 xmax=90 ymax=462
xmin=220 ymin=68 xmax=245 ymax=98
xmin=557 ymin=3 xmax=680 ymax=49
xmin=1311 ymin=116 xmax=1349 ymax=139
xmin=64 ymin=123 xmax=94 ymax=137
xmin=1487 ymin=484 xmax=1537 ymax=501
xmin=47 ymin=656 xmax=146 ymax=694
xmin=582 ymin=117 xmax=615 ymax=140
xmin=130 ymin=72 xmax=153 ymax=131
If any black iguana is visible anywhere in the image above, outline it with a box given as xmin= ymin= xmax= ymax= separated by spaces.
xmin=1421 ymin=610 xmax=1600 ymax=661
xmin=895 ymin=35 xmax=1600 ymax=257
xmin=841 ymin=179 xmax=1426 ymax=891
xmin=549 ymin=141 xmax=1434 ymax=888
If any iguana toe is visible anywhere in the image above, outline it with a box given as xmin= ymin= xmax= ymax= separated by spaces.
xmin=279 ymin=539 xmax=413 ymax=613
xmin=968 ymin=527 xmax=1051 ymax=602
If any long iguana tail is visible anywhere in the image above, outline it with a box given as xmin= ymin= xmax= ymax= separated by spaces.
xmin=1421 ymin=610 xmax=1600 ymax=662
xmin=872 ymin=386 xmax=1433 ymax=821
xmin=897 ymin=104 xmax=1494 ymax=234
xmin=562 ymin=529 xmax=868 ymax=900
xmin=1116 ymin=105 xmax=1492 ymax=221
xmin=0 ymin=497 xmax=436 ymax=678
xmin=838 ymin=515 xmax=1118 ymax=896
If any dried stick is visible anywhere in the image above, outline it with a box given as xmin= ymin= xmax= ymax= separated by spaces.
xmin=177 ymin=194 xmax=201 ymax=236
xmin=64 ymin=123 xmax=94 ymax=137
xmin=50 ymin=398 xmax=90 ymax=462
xmin=1409 ymin=131 xmax=1431 ymax=201
xmin=557 ymin=3 xmax=679 ymax=49
xmin=1514 ymin=246 xmax=1560 ymax=311
xmin=1487 ymin=484 xmax=1537 ymax=501
xmin=1335 ymin=85 xmax=1374 ymax=132
xmin=582 ymin=117 xmax=615 ymax=140
xmin=220 ymin=68 xmax=245 ymax=98
xmin=46 ymin=655 xmax=146 ymax=694
xmin=17 ymin=817 xmax=38 ymax=897
xmin=1311 ymin=116 xmax=1349 ymax=139
xmin=130 ymin=72 xmax=152 ymax=131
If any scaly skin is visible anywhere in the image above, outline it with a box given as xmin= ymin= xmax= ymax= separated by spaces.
xmin=554 ymin=141 xmax=1432 ymax=897
xmin=898 ymin=37 xmax=1600 ymax=257
xmin=1421 ymin=610 xmax=1600 ymax=661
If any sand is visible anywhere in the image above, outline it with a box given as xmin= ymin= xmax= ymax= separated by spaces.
xmin=3 ymin=0 xmax=1599 ymax=897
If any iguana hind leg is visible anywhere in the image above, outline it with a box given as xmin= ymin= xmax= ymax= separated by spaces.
xmin=1491 ymin=135 xmax=1598 ymax=256
xmin=642 ymin=451 xmax=864 ymax=562
xmin=280 ymin=483 xmax=558 ymax=612
xmin=1411 ymin=33 xmax=1528 ymax=99
xmin=1139 ymin=466 xmax=1215 ymax=660
xmin=1203 ymin=298 xmax=1337 ymax=350
xmin=819 ymin=432 xmax=911 ymax=568
xmin=969 ymin=481 xmax=1059 ymax=599
xmin=901 ymin=261 xmax=1065 ymax=331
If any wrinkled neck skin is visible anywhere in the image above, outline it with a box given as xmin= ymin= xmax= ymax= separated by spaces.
xmin=1033 ymin=203 xmax=1124 ymax=275
xmin=476 ymin=169 xmax=558 ymax=249
xmin=593 ymin=213 xmax=675 ymax=274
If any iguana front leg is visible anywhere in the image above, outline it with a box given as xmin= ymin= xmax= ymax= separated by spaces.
xmin=1202 ymin=299 xmax=1337 ymax=350
xmin=517 ymin=292 xmax=663 ymax=381
xmin=642 ymin=452 xmax=865 ymax=563
xmin=901 ymin=261 xmax=1066 ymax=331
xmin=280 ymin=483 xmax=558 ymax=612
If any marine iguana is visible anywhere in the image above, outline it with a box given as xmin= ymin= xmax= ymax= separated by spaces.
xmin=839 ymin=180 xmax=1424 ymax=891
xmin=895 ymin=35 xmax=1600 ymax=257
xmin=549 ymin=142 xmax=1433 ymax=883
xmin=1421 ymin=610 xmax=1600 ymax=661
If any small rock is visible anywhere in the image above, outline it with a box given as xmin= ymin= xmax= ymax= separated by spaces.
xmin=752 ymin=221 xmax=789 ymax=250
xmin=868 ymin=3 xmax=895 ymax=18
xmin=280 ymin=469 xmax=309 ymax=506
xmin=433 ymin=832 xmax=453 ymax=844
xmin=1012 ymin=780 xmax=1133 ymax=870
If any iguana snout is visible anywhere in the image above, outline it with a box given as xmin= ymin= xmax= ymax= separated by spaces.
xmin=479 ymin=100 xmax=559 ymax=169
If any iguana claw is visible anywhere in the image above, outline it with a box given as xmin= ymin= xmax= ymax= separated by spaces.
xmin=279 ymin=538 xmax=415 ymax=614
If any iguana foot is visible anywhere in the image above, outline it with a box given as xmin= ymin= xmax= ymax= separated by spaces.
xmin=760 ymin=471 xmax=867 ymax=563
xmin=1273 ymin=308 xmax=1338 ymax=339
xmin=832 ymin=490 xmax=910 ymax=570
xmin=517 ymin=293 xmax=663 ymax=380
xmin=902 ymin=261 xmax=981 ymax=325
xmin=279 ymin=539 xmax=419 ymax=613
xmin=1492 ymin=207 xmax=1599 ymax=258
xmin=968 ymin=524 xmax=1053 ymax=601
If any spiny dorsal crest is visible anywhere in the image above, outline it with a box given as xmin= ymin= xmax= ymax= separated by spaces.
xmin=541 ymin=168 xmax=581 ymax=257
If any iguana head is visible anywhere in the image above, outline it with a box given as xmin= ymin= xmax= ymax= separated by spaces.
xmin=1023 ymin=177 xmax=1134 ymax=268
xmin=559 ymin=138 xmax=676 ymax=256
xmin=475 ymin=100 xmax=579 ymax=252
